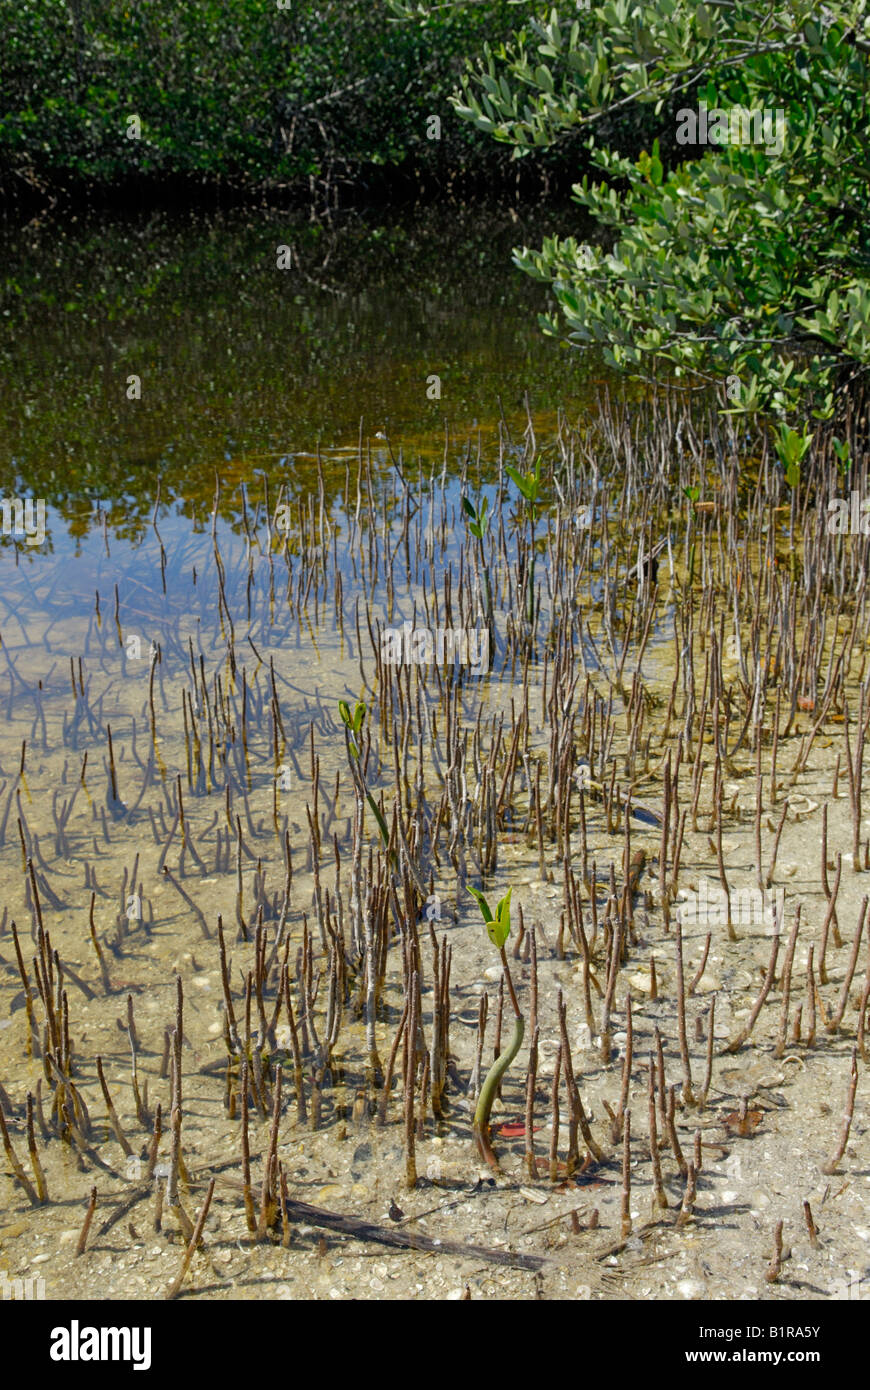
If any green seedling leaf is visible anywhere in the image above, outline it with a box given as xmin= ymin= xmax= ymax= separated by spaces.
xmin=339 ymin=699 xmax=366 ymax=756
xmin=365 ymin=792 xmax=391 ymax=852
xmin=683 ymin=485 xmax=700 ymax=502
xmin=486 ymin=917 xmax=509 ymax=950
xmin=467 ymin=884 xmax=512 ymax=948
xmin=775 ymin=423 xmax=812 ymax=488
xmin=774 ymin=423 xmax=812 ymax=477
xmin=491 ymin=887 xmax=512 ymax=949
xmin=466 ymin=883 xmax=493 ymax=924
xmin=507 ymin=459 xmax=547 ymax=516
xmin=832 ymin=437 xmax=851 ymax=472
xmin=463 ymin=495 xmax=491 ymax=539
xmin=505 ymin=462 xmax=533 ymax=500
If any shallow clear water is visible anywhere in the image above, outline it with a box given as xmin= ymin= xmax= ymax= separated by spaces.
xmin=1 ymin=202 xmax=866 ymax=1306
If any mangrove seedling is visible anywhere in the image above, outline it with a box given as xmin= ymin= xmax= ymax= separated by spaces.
xmin=339 ymin=699 xmax=429 ymax=902
xmin=832 ymin=436 xmax=851 ymax=477
xmin=505 ymin=457 xmax=547 ymax=629
xmin=339 ymin=699 xmax=391 ymax=852
xmin=467 ymin=884 xmax=524 ymax=1170
xmin=461 ymin=492 xmax=494 ymax=650
xmin=775 ymin=422 xmax=812 ymax=490
xmin=774 ymin=423 xmax=812 ymax=581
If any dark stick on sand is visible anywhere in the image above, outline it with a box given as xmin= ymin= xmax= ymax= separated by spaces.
xmin=218 ymin=1177 xmax=547 ymax=1270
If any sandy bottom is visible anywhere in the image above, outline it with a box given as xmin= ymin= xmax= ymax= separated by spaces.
xmin=0 ymin=528 xmax=868 ymax=1303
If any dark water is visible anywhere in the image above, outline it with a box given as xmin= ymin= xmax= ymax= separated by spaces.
xmin=0 ymin=200 xmax=608 ymax=540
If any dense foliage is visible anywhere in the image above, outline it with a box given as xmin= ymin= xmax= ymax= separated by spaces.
xmin=0 ymin=0 xmax=524 ymax=192
xmin=6 ymin=1 xmax=870 ymax=422
xmin=394 ymin=0 xmax=870 ymax=420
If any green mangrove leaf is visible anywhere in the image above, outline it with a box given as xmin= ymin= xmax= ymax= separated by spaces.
xmin=492 ymin=887 xmax=512 ymax=948
xmin=466 ymin=882 xmax=493 ymax=924
xmin=505 ymin=462 xmax=532 ymax=499
xmin=832 ymin=437 xmax=851 ymax=472
xmin=366 ymin=792 xmax=391 ymax=852
xmin=468 ymin=883 xmax=512 ymax=949
xmin=486 ymin=914 xmax=509 ymax=950
xmin=339 ymin=699 xmax=366 ymax=756
xmin=774 ymin=423 xmax=812 ymax=487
